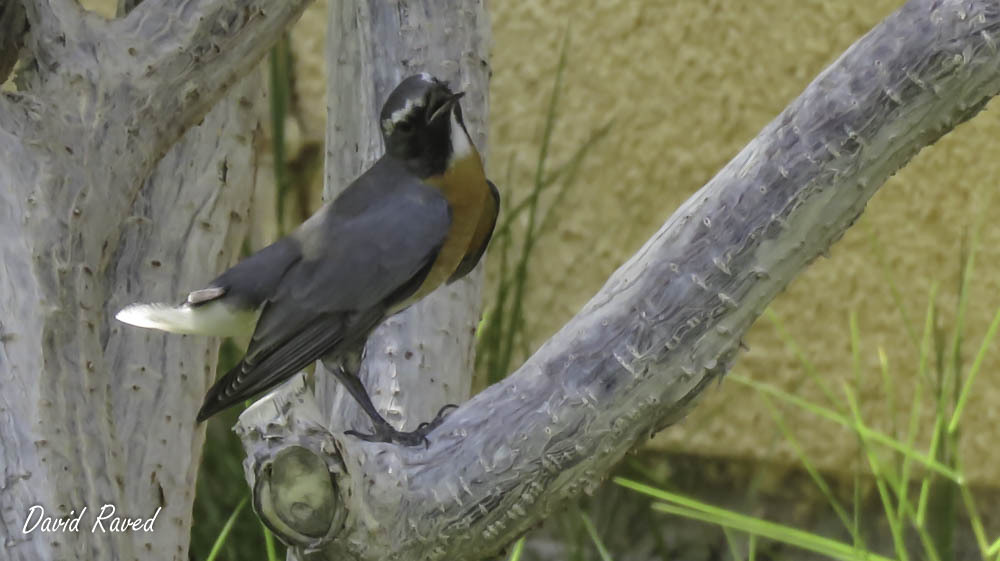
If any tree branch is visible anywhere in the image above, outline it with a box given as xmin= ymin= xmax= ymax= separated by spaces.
xmin=105 ymin=0 xmax=311 ymax=162
xmin=2 ymin=0 xmax=312 ymax=318
xmin=16 ymin=0 xmax=97 ymax=93
xmin=2 ymin=2 xmax=282 ymax=559
xmin=20 ymin=0 xmax=81 ymax=43
xmin=0 ymin=70 xmax=266 ymax=561
xmin=13 ymin=0 xmax=308 ymax=187
xmin=237 ymin=0 xmax=1000 ymax=560
xmin=2 ymin=0 xmax=304 ymax=558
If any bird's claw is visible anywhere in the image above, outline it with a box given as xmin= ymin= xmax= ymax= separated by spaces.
xmin=345 ymin=426 xmax=430 ymax=447
xmin=345 ymin=403 xmax=459 ymax=447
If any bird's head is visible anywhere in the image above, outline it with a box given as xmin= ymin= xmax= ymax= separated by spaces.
xmin=380 ymin=73 xmax=472 ymax=178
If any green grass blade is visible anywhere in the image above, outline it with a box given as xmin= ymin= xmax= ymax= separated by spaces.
xmin=765 ymin=309 xmax=840 ymax=408
xmin=841 ymin=385 xmax=910 ymax=561
xmin=948 ymin=304 xmax=1000 ymax=434
xmin=840 ymin=385 xmax=944 ymax=561
xmin=647 ymin=499 xmax=891 ymax=561
xmin=947 ymin=199 xmax=988 ymax=408
xmin=866 ymin=226 xmax=918 ymax=349
xmin=617 ymin=477 xmax=893 ymax=561
xmin=916 ymin=404 xmax=947 ymax=526
xmin=848 ymin=310 xmax=864 ymax=547
xmin=261 ymin=522 xmax=279 ymax=561
xmin=506 ymin=536 xmax=527 ymax=561
xmin=988 ymin=535 xmax=1000 ymax=557
xmin=875 ymin=346 xmax=898 ymax=441
xmin=492 ymin=122 xmax=610 ymax=242
xmin=905 ymin=283 xmax=938 ymax=528
xmin=580 ymin=512 xmax=614 ymax=561
xmin=534 ymin=121 xmax=612 ymax=239
xmin=657 ymin=501 xmax=887 ymax=561
xmin=204 ymin=495 xmax=248 ymax=561
xmin=721 ymin=527 xmax=745 ymax=561
xmin=895 ymin=378 xmax=924 ymax=523
xmin=958 ymin=476 xmax=991 ymax=559
xmin=498 ymin=28 xmax=570 ymax=378
xmin=478 ymin=154 xmax=516 ymax=383
xmin=730 ymin=373 xmax=961 ymax=482
xmin=916 ymin=476 xmax=932 ymax=526
xmin=757 ymin=392 xmax=859 ymax=544
xmin=917 ymin=283 xmax=939 ymax=391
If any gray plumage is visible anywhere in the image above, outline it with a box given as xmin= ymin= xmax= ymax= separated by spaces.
xmin=117 ymin=73 xmax=497 ymax=444
xmin=196 ymin=157 xmax=451 ymax=421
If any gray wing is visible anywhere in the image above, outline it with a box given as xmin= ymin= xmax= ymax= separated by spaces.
xmin=196 ymin=182 xmax=451 ymax=421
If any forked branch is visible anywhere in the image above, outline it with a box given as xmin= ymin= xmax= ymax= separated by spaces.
xmin=237 ymin=1 xmax=1000 ymax=560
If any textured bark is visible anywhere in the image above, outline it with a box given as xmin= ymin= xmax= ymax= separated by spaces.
xmin=0 ymin=1 xmax=308 ymax=560
xmin=238 ymin=2 xmax=492 ymax=555
xmin=235 ymin=1 xmax=1000 ymax=560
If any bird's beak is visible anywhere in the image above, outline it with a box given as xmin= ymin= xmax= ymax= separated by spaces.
xmin=428 ymin=91 xmax=465 ymax=123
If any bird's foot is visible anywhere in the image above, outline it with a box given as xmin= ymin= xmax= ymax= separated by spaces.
xmin=345 ymin=404 xmax=458 ymax=447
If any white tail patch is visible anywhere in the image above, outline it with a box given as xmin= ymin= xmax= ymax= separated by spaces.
xmin=115 ymin=301 xmax=258 ymax=337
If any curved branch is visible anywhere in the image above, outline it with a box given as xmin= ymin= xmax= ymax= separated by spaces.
xmin=20 ymin=0 xmax=81 ymax=46
xmin=237 ymin=0 xmax=1000 ymax=560
xmin=13 ymin=0 xmax=309 ymax=183
xmin=106 ymin=0 xmax=311 ymax=160
xmin=18 ymin=0 xmax=105 ymax=92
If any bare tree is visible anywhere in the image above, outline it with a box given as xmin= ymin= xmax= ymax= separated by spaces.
xmin=2 ymin=1 xmax=999 ymax=561
xmin=0 ymin=1 xmax=309 ymax=559
xmin=235 ymin=1 xmax=1000 ymax=561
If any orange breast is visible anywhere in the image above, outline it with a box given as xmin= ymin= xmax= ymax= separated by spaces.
xmin=412 ymin=150 xmax=490 ymax=299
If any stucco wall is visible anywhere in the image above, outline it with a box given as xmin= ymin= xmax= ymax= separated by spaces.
xmin=488 ymin=0 xmax=1000 ymax=486
xmin=78 ymin=0 xmax=1000 ymax=485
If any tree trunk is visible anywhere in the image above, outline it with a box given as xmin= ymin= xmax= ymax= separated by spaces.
xmin=316 ymin=0 xmax=492 ymax=441
xmin=4 ymin=0 xmax=1000 ymax=560
xmin=0 ymin=1 xmax=309 ymax=559
xmin=235 ymin=1 xmax=1000 ymax=560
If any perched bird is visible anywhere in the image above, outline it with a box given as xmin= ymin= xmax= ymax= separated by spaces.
xmin=116 ymin=74 xmax=499 ymax=445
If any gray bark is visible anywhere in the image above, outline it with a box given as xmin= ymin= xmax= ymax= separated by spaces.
xmin=235 ymin=1 xmax=1000 ymax=560
xmin=0 ymin=1 xmax=308 ymax=559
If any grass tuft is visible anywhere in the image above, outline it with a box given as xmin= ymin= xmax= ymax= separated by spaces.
xmin=476 ymin=30 xmax=611 ymax=386
xmin=615 ymin=211 xmax=998 ymax=560
xmin=204 ymin=496 xmax=248 ymax=561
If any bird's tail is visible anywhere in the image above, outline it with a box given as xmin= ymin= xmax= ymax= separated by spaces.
xmin=196 ymin=360 xmax=251 ymax=422
xmin=115 ymin=301 xmax=256 ymax=337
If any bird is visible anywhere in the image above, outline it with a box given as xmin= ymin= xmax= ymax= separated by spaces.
xmin=116 ymin=73 xmax=500 ymax=446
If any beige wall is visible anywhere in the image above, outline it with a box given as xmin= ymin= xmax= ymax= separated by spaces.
xmin=489 ymin=0 xmax=1000 ymax=486
xmin=77 ymin=0 xmax=1000 ymax=485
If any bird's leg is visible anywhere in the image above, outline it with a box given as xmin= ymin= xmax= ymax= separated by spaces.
xmin=327 ymin=365 xmax=397 ymax=434
xmin=326 ymin=361 xmax=455 ymax=447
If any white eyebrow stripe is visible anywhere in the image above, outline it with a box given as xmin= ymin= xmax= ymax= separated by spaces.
xmin=390 ymin=97 xmax=423 ymax=124
xmin=383 ymin=96 xmax=425 ymax=135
